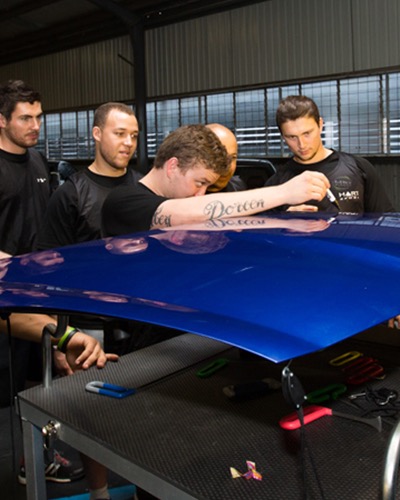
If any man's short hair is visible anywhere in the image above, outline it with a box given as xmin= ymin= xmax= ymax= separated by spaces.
xmin=93 ymin=102 xmax=136 ymax=129
xmin=0 ymin=80 xmax=41 ymax=120
xmin=276 ymin=95 xmax=320 ymax=131
xmin=154 ymin=124 xmax=229 ymax=175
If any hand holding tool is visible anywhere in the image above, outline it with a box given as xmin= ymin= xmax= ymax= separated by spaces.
xmin=327 ymin=189 xmax=341 ymax=210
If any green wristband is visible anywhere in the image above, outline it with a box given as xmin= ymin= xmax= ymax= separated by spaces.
xmin=57 ymin=327 xmax=79 ymax=353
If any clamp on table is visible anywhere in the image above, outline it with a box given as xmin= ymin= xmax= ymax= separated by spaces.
xmin=42 ymin=315 xmax=68 ymax=388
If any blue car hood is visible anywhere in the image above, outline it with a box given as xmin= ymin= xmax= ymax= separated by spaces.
xmin=1 ymin=213 xmax=400 ymax=362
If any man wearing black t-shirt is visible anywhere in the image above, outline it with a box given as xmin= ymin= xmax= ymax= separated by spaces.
xmin=0 ymin=83 xmax=50 ymax=257
xmin=37 ymin=102 xmax=146 ymax=500
xmin=265 ymin=94 xmax=394 ymax=214
xmin=0 ymin=80 xmax=118 ymax=490
xmin=266 ymin=94 xmax=399 ymax=328
xmin=38 ymin=102 xmax=142 ymax=249
xmin=102 ymin=124 xmax=330 ymax=236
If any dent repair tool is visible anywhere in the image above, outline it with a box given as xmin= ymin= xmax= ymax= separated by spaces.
xmin=279 ymin=404 xmax=382 ymax=432
xmin=306 ymin=383 xmax=347 ymax=404
xmin=196 ymin=358 xmax=229 ymax=378
xmin=343 ymin=356 xmax=385 ymax=385
xmin=329 ymin=351 xmax=363 ymax=367
xmin=85 ymin=381 xmax=136 ymax=399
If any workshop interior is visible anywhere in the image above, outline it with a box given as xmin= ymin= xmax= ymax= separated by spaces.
xmin=1 ymin=1 xmax=400 ymax=500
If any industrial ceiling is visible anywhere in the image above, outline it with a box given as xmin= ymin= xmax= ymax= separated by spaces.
xmin=0 ymin=0 xmax=263 ymax=66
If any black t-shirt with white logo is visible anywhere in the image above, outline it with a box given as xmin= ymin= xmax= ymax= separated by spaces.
xmin=0 ymin=148 xmax=50 ymax=255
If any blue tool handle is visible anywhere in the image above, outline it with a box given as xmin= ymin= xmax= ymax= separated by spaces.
xmin=97 ymin=388 xmax=135 ymax=398
xmin=85 ymin=381 xmax=136 ymax=398
xmin=101 ymin=382 xmax=131 ymax=392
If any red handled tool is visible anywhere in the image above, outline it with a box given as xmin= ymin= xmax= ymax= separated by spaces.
xmin=279 ymin=404 xmax=382 ymax=432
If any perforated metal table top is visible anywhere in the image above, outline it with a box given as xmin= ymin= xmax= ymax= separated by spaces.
xmin=18 ymin=334 xmax=400 ymax=499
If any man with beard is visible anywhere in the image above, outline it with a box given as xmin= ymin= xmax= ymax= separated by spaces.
xmin=38 ymin=101 xmax=142 ymax=249
xmin=265 ymin=94 xmax=394 ymax=214
xmin=0 ymin=80 xmax=50 ymax=257
xmin=0 ymin=80 xmax=118 ymax=489
xmin=37 ymin=101 xmax=145 ymax=500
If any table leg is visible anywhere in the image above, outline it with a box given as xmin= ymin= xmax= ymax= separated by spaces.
xmin=22 ymin=418 xmax=46 ymax=500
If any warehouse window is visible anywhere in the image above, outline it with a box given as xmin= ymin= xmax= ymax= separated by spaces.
xmin=43 ymin=114 xmax=61 ymax=160
xmin=38 ymin=71 xmax=400 ymax=161
xmin=235 ymin=89 xmax=265 ymax=156
xmin=155 ymin=99 xmax=180 ymax=150
xmin=339 ymin=76 xmax=382 ymax=155
xmin=388 ymin=73 xmax=400 ymax=154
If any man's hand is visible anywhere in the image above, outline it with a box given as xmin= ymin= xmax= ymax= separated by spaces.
xmin=65 ymin=332 xmax=119 ymax=371
xmin=283 ymin=171 xmax=329 ymax=206
xmin=388 ymin=315 xmax=400 ymax=329
xmin=0 ymin=250 xmax=11 ymax=259
xmin=53 ymin=349 xmax=74 ymax=376
xmin=286 ymin=204 xmax=318 ymax=212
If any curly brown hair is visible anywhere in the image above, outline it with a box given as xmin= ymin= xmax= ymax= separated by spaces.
xmin=154 ymin=124 xmax=229 ymax=175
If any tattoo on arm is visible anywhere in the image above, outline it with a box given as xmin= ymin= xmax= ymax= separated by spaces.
xmin=152 ymin=206 xmax=172 ymax=228
xmin=204 ymin=198 xmax=265 ymax=219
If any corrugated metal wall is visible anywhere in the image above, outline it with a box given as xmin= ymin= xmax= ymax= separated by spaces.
xmin=146 ymin=0 xmax=355 ymax=96
xmin=0 ymin=0 xmax=399 ymax=110
xmin=352 ymin=0 xmax=400 ymax=69
xmin=0 ymin=37 xmax=134 ymax=110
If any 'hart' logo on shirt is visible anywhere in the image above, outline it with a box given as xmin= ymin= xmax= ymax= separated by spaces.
xmin=36 ymin=178 xmax=47 ymax=183
xmin=338 ymin=190 xmax=360 ymax=201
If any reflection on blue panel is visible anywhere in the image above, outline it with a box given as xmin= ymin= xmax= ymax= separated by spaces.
xmin=1 ymin=213 xmax=400 ymax=362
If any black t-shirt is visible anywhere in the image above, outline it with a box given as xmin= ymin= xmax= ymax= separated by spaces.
xmin=102 ymin=182 xmax=168 ymax=236
xmin=0 ymin=148 xmax=50 ymax=255
xmin=265 ymin=150 xmax=395 ymax=214
xmin=38 ymin=168 xmax=142 ymax=249
xmin=37 ymin=167 xmax=144 ymax=331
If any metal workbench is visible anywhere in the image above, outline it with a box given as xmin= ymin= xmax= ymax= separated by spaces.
xmin=17 ymin=333 xmax=400 ymax=500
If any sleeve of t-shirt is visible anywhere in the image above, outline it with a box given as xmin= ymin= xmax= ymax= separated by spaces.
xmin=36 ymin=181 xmax=80 ymax=249
xmin=356 ymin=157 xmax=395 ymax=213
xmin=102 ymin=185 xmax=168 ymax=236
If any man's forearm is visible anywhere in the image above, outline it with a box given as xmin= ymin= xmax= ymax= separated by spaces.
xmin=153 ymin=185 xmax=291 ymax=228
xmin=152 ymin=171 xmax=329 ymax=229
xmin=0 ymin=313 xmax=58 ymax=344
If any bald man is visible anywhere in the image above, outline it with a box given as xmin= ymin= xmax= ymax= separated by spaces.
xmin=206 ymin=123 xmax=246 ymax=192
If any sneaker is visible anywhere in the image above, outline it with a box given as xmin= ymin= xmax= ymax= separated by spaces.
xmin=18 ymin=450 xmax=85 ymax=484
